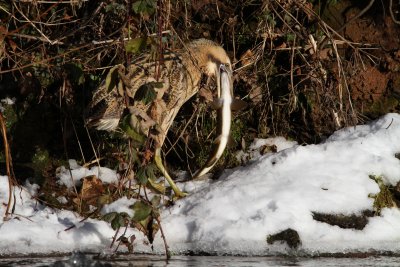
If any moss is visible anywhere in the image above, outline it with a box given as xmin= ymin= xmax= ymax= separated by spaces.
xmin=369 ymin=175 xmax=398 ymax=214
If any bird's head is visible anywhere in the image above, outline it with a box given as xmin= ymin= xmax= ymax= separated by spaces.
xmin=187 ymin=39 xmax=232 ymax=98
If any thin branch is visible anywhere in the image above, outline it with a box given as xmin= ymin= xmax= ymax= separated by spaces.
xmin=12 ymin=2 xmax=62 ymax=45
xmin=91 ymin=31 xmax=171 ymax=45
xmin=8 ymin=32 xmax=65 ymax=45
xmin=0 ymin=43 xmax=92 ymax=74
xmin=0 ymin=112 xmax=17 ymax=219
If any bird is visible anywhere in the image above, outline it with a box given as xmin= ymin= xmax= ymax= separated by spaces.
xmin=86 ymin=38 xmax=233 ymax=198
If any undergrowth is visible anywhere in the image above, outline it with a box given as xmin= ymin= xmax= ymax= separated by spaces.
xmin=1 ymin=0 xmax=400 ymax=256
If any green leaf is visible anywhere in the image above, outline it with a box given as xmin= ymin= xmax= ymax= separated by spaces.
xmin=105 ymin=65 xmax=120 ymax=92
xmin=131 ymin=201 xmax=152 ymax=222
xmin=111 ymin=216 xmax=121 ymax=230
xmin=134 ymin=83 xmax=158 ymax=104
xmin=125 ymin=37 xmax=147 ymax=54
xmin=111 ymin=213 xmax=128 ymax=230
xmin=132 ymin=0 xmax=156 ymax=15
xmin=105 ymin=3 xmax=126 ymax=13
xmin=136 ymin=167 xmax=148 ymax=185
xmin=120 ymin=114 xmax=146 ymax=144
xmin=146 ymin=163 xmax=157 ymax=180
xmin=102 ymin=212 xmax=118 ymax=223
xmin=135 ymin=163 xmax=158 ymax=186
xmin=98 ymin=194 xmax=113 ymax=206
xmin=147 ymin=177 xmax=166 ymax=194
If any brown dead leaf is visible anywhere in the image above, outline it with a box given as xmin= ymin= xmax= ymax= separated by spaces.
xmin=143 ymin=149 xmax=153 ymax=162
xmin=78 ymin=175 xmax=104 ymax=205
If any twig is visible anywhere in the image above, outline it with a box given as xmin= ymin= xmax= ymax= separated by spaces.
xmin=92 ymin=31 xmax=171 ymax=45
xmin=289 ymin=35 xmax=296 ymax=113
xmin=0 ymin=112 xmax=17 ymax=219
xmin=8 ymin=32 xmax=64 ymax=45
xmin=0 ymin=43 xmax=92 ymax=74
xmin=12 ymin=2 xmax=62 ymax=45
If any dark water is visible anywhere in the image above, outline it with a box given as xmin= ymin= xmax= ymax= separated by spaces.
xmin=1 ymin=253 xmax=400 ymax=267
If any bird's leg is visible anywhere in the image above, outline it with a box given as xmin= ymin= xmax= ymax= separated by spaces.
xmin=154 ymin=147 xmax=187 ymax=198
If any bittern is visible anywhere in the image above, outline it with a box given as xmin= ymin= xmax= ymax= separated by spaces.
xmin=86 ymin=38 xmax=233 ymax=198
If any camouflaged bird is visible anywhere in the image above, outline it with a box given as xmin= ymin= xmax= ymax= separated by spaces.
xmin=86 ymin=38 xmax=234 ymax=198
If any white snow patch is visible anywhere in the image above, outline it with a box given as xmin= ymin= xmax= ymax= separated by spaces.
xmin=56 ymin=159 xmax=119 ymax=188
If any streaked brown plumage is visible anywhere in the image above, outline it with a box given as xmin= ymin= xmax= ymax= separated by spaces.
xmin=86 ymin=38 xmax=232 ymax=197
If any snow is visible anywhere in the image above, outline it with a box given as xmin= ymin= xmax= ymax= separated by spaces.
xmin=1 ymin=113 xmax=400 ymax=256
xmin=100 ymin=197 xmax=136 ymax=217
xmin=57 ymin=159 xmax=119 ymax=188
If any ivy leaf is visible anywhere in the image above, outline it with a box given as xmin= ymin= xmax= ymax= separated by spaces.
xmin=131 ymin=201 xmax=152 ymax=222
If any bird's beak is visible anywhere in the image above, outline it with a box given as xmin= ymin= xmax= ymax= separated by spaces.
xmin=217 ymin=64 xmax=232 ymax=98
